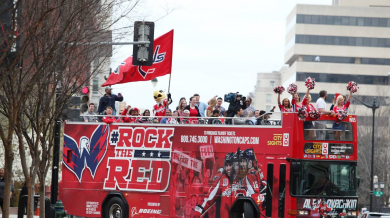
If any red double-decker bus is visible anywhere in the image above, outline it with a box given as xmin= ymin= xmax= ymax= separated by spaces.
xmin=59 ymin=113 xmax=358 ymax=218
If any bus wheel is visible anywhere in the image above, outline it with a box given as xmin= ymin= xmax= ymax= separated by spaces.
xmin=105 ymin=197 xmax=125 ymax=218
xmin=243 ymin=201 xmax=255 ymax=218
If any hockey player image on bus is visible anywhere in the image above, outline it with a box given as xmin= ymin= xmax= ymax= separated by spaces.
xmin=194 ymin=152 xmax=234 ymax=218
xmin=240 ymin=148 xmax=267 ymax=201
xmin=232 ymin=151 xmax=241 ymax=187
xmin=315 ymin=198 xmax=332 ymax=218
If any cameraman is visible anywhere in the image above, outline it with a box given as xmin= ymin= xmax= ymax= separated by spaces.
xmin=226 ymin=93 xmax=247 ymax=123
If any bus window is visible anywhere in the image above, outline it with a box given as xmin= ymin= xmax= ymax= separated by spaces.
xmin=304 ymin=120 xmax=353 ymax=141
xmin=266 ymin=164 xmax=274 ymax=217
xmin=290 ymin=161 xmax=358 ymax=197
xmin=278 ymin=164 xmax=286 ymax=218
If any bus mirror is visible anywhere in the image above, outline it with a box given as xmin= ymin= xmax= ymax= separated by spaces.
xmin=291 ymin=162 xmax=301 ymax=172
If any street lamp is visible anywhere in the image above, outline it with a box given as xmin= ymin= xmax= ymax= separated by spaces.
xmin=352 ymin=96 xmax=380 ymax=212
xmin=380 ymin=182 xmax=385 ymax=189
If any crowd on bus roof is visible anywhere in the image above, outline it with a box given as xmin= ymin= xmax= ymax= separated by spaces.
xmin=82 ymin=84 xmax=353 ymax=126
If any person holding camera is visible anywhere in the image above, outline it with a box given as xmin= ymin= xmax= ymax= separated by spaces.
xmin=243 ymin=97 xmax=256 ymax=117
xmin=226 ymin=93 xmax=247 ymax=124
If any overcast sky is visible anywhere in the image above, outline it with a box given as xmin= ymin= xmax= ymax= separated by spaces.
xmin=109 ymin=0 xmax=332 ymax=110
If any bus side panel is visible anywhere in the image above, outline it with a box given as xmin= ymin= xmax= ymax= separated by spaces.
xmin=60 ymin=123 xmax=293 ymax=217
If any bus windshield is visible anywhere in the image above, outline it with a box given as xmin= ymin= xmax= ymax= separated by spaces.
xmin=291 ymin=161 xmax=357 ymax=197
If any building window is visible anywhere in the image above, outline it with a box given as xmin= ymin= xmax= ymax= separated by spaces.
xmin=357 ymin=17 xmax=364 ymax=26
xmin=93 ymin=79 xmax=99 ymax=94
xmin=334 ymin=16 xmax=342 ymax=25
xmin=266 ymin=94 xmax=272 ymax=103
xmin=266 ymin=105 xmax=271 ymax=112
xmin=270 ymin=81 xmax=275 ymax=87
xmin=302 ymin=55 xmax=354 ymax=64
xmin=304 ymin=15 xmax=311 ymax=24
xmin=257 ymin=80 xmax=261 ymax=87
xmin=372 ymin=18 xmax=380 ymax=27
xmin=296 ymin=34 xmax=390 ymax=48
xmin=296 ymin=72 xmax=389 ymax=85
xmin=296 ymin=14 xmax=390 ymax=28
xmin=303 ymin=55 xmax=390 ymax=66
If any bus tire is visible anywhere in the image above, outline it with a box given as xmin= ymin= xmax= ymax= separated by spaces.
xmin=243 ymin=201 xmax=255 ymax=218
xmin=105 ymin=197 xmax=126 ymax=218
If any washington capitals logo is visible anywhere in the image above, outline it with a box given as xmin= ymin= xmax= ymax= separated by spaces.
xmin=63 ymin=125 xmax=109 ymax=182
xmin=113 ymin=62 xmax=126 ymax=75
xmin=138 ymin=45 xmax=166 ymax=78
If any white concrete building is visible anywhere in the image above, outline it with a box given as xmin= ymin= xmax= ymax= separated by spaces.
xmin=283 ymin=1 xmax=390 ymax=116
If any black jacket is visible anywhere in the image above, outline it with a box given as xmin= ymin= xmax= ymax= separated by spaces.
xmin=226 ymin=100 xmax=247 ymax=117
xmin=184 ymin=105 xmax=201 ymax=117
xmin=98 ymin=94 xmax=124 ymax=114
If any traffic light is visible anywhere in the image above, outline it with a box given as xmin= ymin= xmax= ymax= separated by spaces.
xmin=62 ymin=96 xmax=81 ymax=121
xmin=80 ymin=87 xmax=89 ymax=113
xmin=132 ymin=21 xmax=154 ymax=66
xmin=0 ymin=0 xmax=20 ymax=61
xmin=1 ymin=0 xmax=13 ymax=58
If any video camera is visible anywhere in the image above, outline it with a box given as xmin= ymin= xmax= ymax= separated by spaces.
xmin=224 ymin=92 xmax=246 ymax=103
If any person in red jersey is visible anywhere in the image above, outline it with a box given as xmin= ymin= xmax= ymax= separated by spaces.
xmin=315 ymin=199 xmax=332 ymax=218
xmin=184 ymin=96 xmax=201 ymax=124
xmin=277 ymin=92 xmax=293 ymax=112
xmin=303 ymin=87 xmax=317 ymax=139
xmin=102 ymin=107 xmax=120 ymax=124
xmin=152 ymin=90 xmax=172 ymax=121
xmin=121 ymin=106 xmax=139 ymax=123
xmin=332 ymin=90 xmax=352 ymax=140
xmin=194 ymin=153 xmax=234 ymax=218
xmin=291 ymin=93 xmax=302 ymax=112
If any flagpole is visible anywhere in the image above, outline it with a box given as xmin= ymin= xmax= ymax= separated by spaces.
xmin=168 ymin=73 xmax=172 ymax=93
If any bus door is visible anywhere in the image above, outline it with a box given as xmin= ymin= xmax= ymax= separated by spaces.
xmin=265 ymin=159 xmax=289 ymax=218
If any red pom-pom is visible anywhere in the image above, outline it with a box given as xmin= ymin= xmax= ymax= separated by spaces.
xmin=308 ymin=110 xmax=321 ymax=120
xmin=347 ymin=81 xmax=359 ymax=93
xmin=273 ymin=86 xmax=285 ymax=94
xmin=305 ymin=77 xmax=316 ymax=90
xmin=337 ymin=110 xmax=348 ymax=121
xmin=287 ymin=83 xmax=298 ymax=95
xmin=297 ymin=106 xmax=308 ymax=121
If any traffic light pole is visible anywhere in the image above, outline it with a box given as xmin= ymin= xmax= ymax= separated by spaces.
xmin=353 ymin=96 xmax=379 ymax=212
xmin=69 ymin=41 xmax=150 ymax=46
xmin=51 ymin=87 xmax=62 ymax=204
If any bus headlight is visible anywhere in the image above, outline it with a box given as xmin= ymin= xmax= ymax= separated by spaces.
xmin=298 ymin=210 xmax=309 ymax=215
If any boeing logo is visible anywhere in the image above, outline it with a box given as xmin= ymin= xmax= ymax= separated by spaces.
xmin=138 ymin=45 xmax=166 ymax=78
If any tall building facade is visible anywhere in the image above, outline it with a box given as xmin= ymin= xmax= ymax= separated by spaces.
xmin=284 ymin=2 xmax=390 ymax=116
xmin=252 ymin=70 xmax=282 ymax=112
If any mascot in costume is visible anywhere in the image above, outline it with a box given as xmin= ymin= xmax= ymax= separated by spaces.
xmin=153 ymin=90 xmax=172 ymax=121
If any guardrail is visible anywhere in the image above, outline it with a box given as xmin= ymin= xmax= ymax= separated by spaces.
xmin=68 ymin=112 xmax=284 ymax=126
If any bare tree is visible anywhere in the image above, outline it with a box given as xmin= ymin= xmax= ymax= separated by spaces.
xmin=349 ymin=88 xmax=390 ymax=209
xmin=0 ymin=0 xmax=147 ymax=217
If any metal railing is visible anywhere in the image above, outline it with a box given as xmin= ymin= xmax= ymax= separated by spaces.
xmin=72 ymin=112 xmax=284 ymax=126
